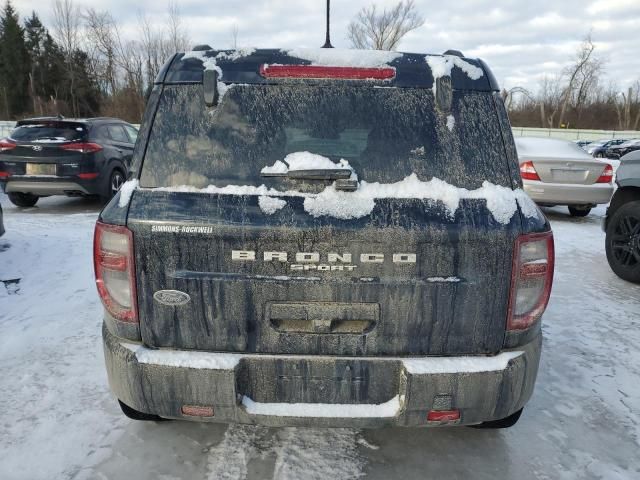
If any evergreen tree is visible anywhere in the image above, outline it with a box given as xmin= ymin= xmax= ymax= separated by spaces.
xmin=71 ymin=49 xmax=101 ymax=116
xmin=24 ymin=11 xmax=65 ymax=115
xmin=0 ymin=1 xmax=29 ymax=118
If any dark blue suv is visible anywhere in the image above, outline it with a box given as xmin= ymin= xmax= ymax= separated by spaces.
xmin=0 ymin=117 xmax=138 ymax=207
xmin=96 ymin=47 xmax=554 ymax=429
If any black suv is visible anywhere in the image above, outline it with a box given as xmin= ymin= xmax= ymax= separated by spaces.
xmin=97 ymin=48 xmax=554 ymax=428
xmin=605 ymin=150 xmax=640 ymax=283
xmin=0 ymin=117 xmax=138 ymax=207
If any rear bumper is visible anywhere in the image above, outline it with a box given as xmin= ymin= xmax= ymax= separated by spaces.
xmin=103 ymin=324 xmax=542 ymax=428
xmin=1 ymin=178 xmax=100 ymax=196
xmin=524 ymin=180 xmax=613 ymax=206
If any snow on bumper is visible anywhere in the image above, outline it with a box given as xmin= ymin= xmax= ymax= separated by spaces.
xmin=103 ymin=324 xmax=541 ymax=428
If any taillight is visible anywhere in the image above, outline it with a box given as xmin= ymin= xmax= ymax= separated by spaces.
xmin=0 ymin=171 xmax=9 ymax=178
xmin=78 ymin=172 xmax=99 ymax=179
xmin=507 ymin=231 xmax=554 ymax=331
xmin=595 ymin=164 xmax=613 ymax=184
xmin=94 ymin=222 xmax=137 ymax=323
xmin=0 ymin=139 xmax=16 ymax=152
xmin=61 ymin=142 xmax=103 ymax=153
xmin=519 ymin=161 xmax=540 ymax=181
xmin=259 ymin=64 xmax=396 ymax=80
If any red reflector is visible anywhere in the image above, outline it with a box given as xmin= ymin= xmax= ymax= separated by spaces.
xmin=78 ymin=172 xmax=99 ymax=180
xmin=427 ymin=410 xmax=460 ymax=422
xmin=0 ymin=139 xmax=16 ymax=152
xmin=259 ymin=64 xmax=396 ymax=80
xmin=520 ymin=261 xmax=548 ymax=278
xmin=519 ymin=161 xmax=540 ymax=181
xmin=98 ymin=251 xmax=128 ymax=271
xmin=596 ymin=164 xmax=613 ymax=184
xmin=61 ymin=142 xmax=103 ymax=154
xmin=0 ymin=171 xmax=9 ymax=178
xmin=181 ymin=405 xmax=214 ymax=417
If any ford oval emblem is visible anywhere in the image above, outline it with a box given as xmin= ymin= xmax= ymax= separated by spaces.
xmin=154 ymin=290 xmax=191 ymax=306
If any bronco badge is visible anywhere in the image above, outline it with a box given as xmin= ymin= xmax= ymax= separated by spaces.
xmin=154 ymin=290 xmax=191 ymax=306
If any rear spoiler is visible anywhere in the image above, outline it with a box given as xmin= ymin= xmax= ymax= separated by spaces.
xmin=159 ymin=49 xmax=500 ymax=92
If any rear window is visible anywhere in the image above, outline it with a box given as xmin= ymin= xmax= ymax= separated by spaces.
xmin=140 ymin=84 xmax=511 ymax=189
xmin=10 ymin=122 xmax=87 ymax=143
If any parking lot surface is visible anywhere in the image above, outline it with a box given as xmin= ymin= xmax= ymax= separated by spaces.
xmin=0 ymin=194 xmax=638 ymax=480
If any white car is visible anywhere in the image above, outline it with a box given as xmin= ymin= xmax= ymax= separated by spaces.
xmin=515 ymin=137 xmax=614 ymax=217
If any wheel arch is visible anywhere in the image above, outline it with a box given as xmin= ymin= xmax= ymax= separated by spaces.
xmin=608 ymin=186 xmax=640 ymax=228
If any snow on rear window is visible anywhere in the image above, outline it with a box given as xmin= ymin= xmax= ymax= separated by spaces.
xmin=148 ymin=173 xmax=537 ymax=225
xmin=261 ymin=152 xmax=352 ymax=174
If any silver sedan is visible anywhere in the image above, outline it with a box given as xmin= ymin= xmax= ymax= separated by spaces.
xmin=515 ymin=137 xmax=614 ymax=217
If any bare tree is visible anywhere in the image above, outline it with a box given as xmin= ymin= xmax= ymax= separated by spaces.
xmin=52 ymin=0 xmax=81 ymax=116
xmin=166 ymin=1 xmax=190 ymax=53
xmin=138 ymin=4 xmax=190 ymax=89
xmin=614 ymin=82 xmax=640 ymax=131
xmin=231 ymin=24 xmax=239 ymax=50
xmin=543 ymin=34 xmax=604 ymax=128
xmin=347 ymin=0 xmax=424 ymax=50
xmin=84 ymin=8 xmax=118 ymax=95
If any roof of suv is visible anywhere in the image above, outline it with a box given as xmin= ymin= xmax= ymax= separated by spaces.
xmin=157 ymin=47 xmax=500 ymax=92
xmin=17 ymin=117 xmax=130 ymax=125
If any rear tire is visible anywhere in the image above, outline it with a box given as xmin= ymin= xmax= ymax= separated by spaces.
xmin=104 ymin=169 xmax=125 ymax=201
xmin=568 ymin=205 xmax=591 ymax=217
xmin=469 ymin=408 xmax=523 ymax=429
xmin=118 ymin=400 xmax=167 ymax=421
xmin=7 ymin=192 xmax=39 ymax=208
xmin=605 ymin=200 xmax=640 ymax=283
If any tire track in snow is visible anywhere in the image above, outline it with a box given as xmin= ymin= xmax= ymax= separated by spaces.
xmin=206 ymin=425 xmax=366 ymax=480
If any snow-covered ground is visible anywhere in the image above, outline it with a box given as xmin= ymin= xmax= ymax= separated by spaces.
xmin=1 ymin=193 xmax=639 ymax=480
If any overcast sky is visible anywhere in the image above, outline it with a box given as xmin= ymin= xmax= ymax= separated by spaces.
xmin=12 ymin=0 xmax=640 ymax=93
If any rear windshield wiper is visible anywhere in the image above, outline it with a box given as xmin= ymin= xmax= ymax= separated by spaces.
xmin=261 ymin=169 xmax=352 ymax=180
xmin=261 ymin=169 xmax=357 ymax=191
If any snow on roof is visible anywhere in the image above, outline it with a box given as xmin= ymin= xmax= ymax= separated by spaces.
xmin=286 ymin=47 xmax=402 ymax=67
xmin=181 ymin=49 xmax=259 ymax=97
xmin=514 ymin=137 xmax=593 ymax=160
xmin=426 ymin=54 xmax=484 ymax=94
